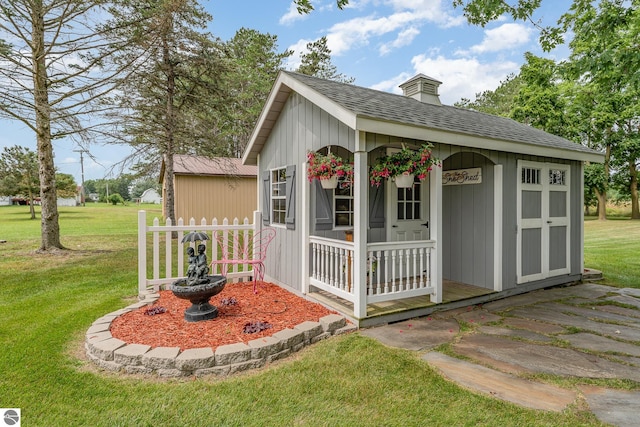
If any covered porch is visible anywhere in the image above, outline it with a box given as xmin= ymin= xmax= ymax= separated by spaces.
xmin=301 ymin=137 xmax=453 ymax=323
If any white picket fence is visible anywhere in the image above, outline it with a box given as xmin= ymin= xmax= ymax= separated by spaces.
xmin=137 ymin=210 xmax=261 ymax=295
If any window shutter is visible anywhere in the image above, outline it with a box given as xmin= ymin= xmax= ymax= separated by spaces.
xmin=262 ymin=171 xmax=270 ymax=225
xmin=369 ymin=183 xmax=385 ymax=229
xmin=285 ymin=165 xmax=296 ymax=230
xmin=314 ymin=180 xmax=333 ymax=231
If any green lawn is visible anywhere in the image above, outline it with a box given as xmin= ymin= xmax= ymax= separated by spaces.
xmin=584 ymin=217 xmax=640 ymax=288
xmin=1 ymin=204 xmax=633 ymax=426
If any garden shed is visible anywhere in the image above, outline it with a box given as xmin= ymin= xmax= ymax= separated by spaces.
xmin=160 ymin=155 xmax=257 ymax=223
xmin=139 ymin=188 xmax=162 ymax=204
xmin=242 ymin=71 xmax=604 ymax=326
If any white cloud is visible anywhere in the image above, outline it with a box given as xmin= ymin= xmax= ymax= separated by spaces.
xmin=379 ymin=26 xmax=420 ymax=55
xmin=289 ymin=0 xmax=465 ymax=59
xmin=279 ymin=3 xmax=309 ymax=26
xmin=462 ymin=23 xmax=532 ymax=55
xmin=284 ymin=38 xmax=314 ymax=70
xmin=372 ymin=53 xmax=519 ymax=105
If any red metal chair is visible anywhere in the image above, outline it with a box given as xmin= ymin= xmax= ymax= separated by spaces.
xmin=212 ymin=227 xmax=276 ymax=293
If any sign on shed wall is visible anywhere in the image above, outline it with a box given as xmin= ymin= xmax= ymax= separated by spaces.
xmin=442 ymin=167 xmax=482 ymax=186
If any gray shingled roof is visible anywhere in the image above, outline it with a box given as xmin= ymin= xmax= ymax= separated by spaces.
xmin=283 ymin=71 xmax=599 ymax=157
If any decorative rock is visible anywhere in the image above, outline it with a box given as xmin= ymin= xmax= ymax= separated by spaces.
xmin=86 ymin=301 xmax=350 ymax=377
xmin=320 ymin=314 xmax=347 ymax=333
xmin=267 ymin=348 xmax=291 ymax=363
xmin=248 ymin=336 xmax=282 ymax=359
xmin=141 ymin=347 xmax=181 ymax=369
xmin=124 ymin=365 xmax=154 ymax=375
xmin=228 ymin=359 xmax=266 ymax=375
xmin=175 ymin=348 xmax=215 ymax=370
xmin=272 ymin=328 xmax=305 ymax=348
xmin=86 ymin=323 xmax=110 ymax=335
xmin=86 ymin=331 xmax=112 ymax=345
xmin=195 ymin=365 xmax=230 ymax=377
xmin=157 ymin=368 xmax=189 ymax=378
xmin=95 ymin=358 xmax=123 ymax=372
xmin=294 ymin=321 xmax=324 ymax=342
xmin=114 ymin=344 xmax=151 ymax=365
xmin=90 ymin=338 xmax=127 ymax=361
xmin=215 ymin=343 xmax=251 ymax=366
xmin=92 ymin=315 xmax=118 ymax=326
xmin=311 ymin=332 xmax=332 ymax=344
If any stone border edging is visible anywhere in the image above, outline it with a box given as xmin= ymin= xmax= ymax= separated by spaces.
xmin=85 ymin=292 xmax=356 ymax=377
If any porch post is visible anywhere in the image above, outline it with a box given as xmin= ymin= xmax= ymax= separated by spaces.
xmin=493 ymin=164 xmax=503 ymax=291
xmin=353 ymin=131 xmax=368 ymax=318
xmin=301 ymin=160 xmax=310 ymax=294
xmin=430 ymin=165 xmax=443 ymax=303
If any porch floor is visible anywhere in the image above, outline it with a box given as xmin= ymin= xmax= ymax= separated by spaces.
xmin=310 ymin=280 xmax=495 ymax=327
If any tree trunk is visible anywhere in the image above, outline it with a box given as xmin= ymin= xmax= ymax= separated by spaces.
xmin=28 ymin=186 xmax=36 ymax=220
xmin=32 ymin=1 xmax=63 ymax=251
xmin=596 ymin=143 xmax=612 ymax=221
xmin=162 ymin=28 xmax=177 ymax=227
xmin=630 ymin=159 xmax=640 ymax=219
xmin=595 ymin=188 xmax=607 ymax=220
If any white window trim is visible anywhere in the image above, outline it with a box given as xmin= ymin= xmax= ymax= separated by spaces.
xmin=333 ymin=180 xmax=354 ymax=229
xmin=270 ymin=167 xmax=287 ymax=228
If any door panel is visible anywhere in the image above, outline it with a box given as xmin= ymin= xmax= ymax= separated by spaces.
xmin=517 ymin=161 xmax=570 ymax=283
xmin=387 ymin=180 xmax=429 ymax=242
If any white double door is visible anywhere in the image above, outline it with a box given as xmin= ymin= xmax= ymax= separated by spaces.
xmin=517 ymin=160 xmax=570 ymax=283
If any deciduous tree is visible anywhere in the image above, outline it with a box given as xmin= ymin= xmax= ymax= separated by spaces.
xmin=0 ymin=145 xmax=39 ymax=219
xmin=0 ymin=0 xmax=137 ymax=250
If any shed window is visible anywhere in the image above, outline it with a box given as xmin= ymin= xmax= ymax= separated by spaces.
xmin=521 ymin=167 xmax=541 ymax=184
xmin=549 ymin=169 xmax=566 ymax=186
xmin=396 ymin=181 xmax=421 ymax=220
xmin=334 ymin=181 xmax=353 ymax=227
xmin=271 ymin=168 xmax=287 ymax=225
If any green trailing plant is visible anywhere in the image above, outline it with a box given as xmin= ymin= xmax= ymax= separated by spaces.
xmin=369 ymin=143 xmax=440 ymax=187
xmin=306 ymin=151 xmax=353 ymax=184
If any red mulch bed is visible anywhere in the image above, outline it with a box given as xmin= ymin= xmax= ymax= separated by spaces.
xmin=110 ymin=282 xmax=336 ymax=351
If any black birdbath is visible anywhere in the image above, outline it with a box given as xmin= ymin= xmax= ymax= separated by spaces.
xmin=170 ymin=232 xmax=226 ymax=322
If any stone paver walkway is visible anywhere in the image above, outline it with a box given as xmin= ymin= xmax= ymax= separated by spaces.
xmin=361 ymin=283 xmax=640 ymax=427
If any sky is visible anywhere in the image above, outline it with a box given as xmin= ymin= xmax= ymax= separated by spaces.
xmin=0 ymin=0 xmax=572 ymax=183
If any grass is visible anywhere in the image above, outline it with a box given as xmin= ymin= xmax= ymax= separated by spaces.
xmin=0 ymin=204 xmax=634 ymax=426
xmin=584 ymin=217 xmax=640 ymax=288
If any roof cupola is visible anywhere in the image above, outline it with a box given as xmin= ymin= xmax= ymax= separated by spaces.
xmin=399 ymin=74 xmax=442 ymax=105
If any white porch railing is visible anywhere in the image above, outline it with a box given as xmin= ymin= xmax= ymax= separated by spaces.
xmin=365 ymin=240 xmax=435 ymax=303
xmin=137 ymin=210 xmax=260 ymax=295
xmin=309 ymin=236 xmax=356 ymax=303
xmin=309 ymin=236 xmax=435 ymax=306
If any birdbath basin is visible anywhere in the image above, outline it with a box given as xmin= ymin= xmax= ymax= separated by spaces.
xmin=170 ymin=275 xmax=226 ymax=322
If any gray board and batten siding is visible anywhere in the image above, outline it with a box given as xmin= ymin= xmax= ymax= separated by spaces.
xmin=257 ymin=93 xmax=356 ymax=291
xmin=246 ymin=71 xmax=601 ymax=298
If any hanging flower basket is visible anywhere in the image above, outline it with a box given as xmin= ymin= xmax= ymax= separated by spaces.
xmin=370 ymin=143 xmax=440 ymax=187
xmin=320 ymin=175 xmax=339 ymax=189
xmin=307 ymin=150 xmax=353 ymax=188
xmin=394 ymin=173 xmax=415 ymax=188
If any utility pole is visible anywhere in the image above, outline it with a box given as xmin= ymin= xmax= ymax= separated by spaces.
xmin=74 ymin=149 xmax=87 ymax=206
